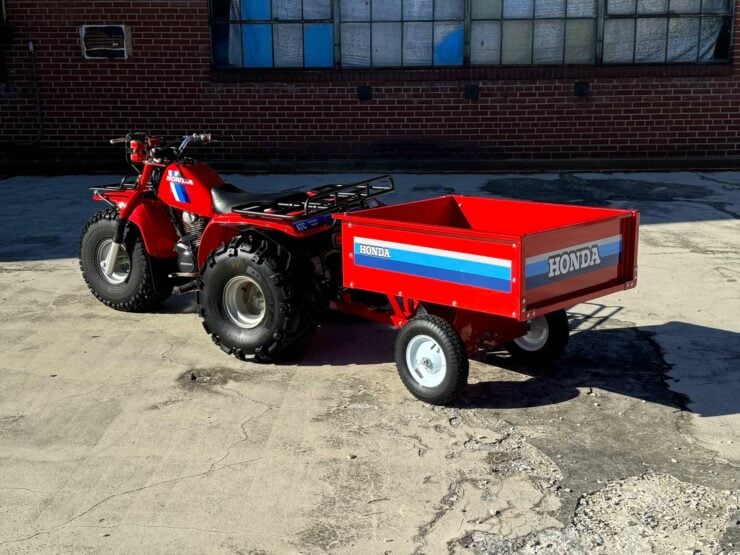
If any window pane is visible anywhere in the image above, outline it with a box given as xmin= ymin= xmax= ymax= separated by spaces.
xmin=699 ymin=16 xmax=730 ymax=60
xmin=667 ymin=16 xmax=699 ymax=61
xmin=243 ymin=0 xmax=271 ymax=19
xmin=373 ymin=0 xmax=401 ymax=21
xmin=533 ymin=19 xmax=564 ymax=64
xmin=274 ymin=23 xmax=303 ymax=66
xmin=472 ymin=0 xmax=502 ymax=19
xmin=637 ymin=0 xmax=668 ymax=13
xmin=635 ymin=17 xmax=667 ymax=62
xmin=503 ymin=0 xmax=534 ymax=18
xmin=535 ymin=0 xmax=564 ymax=18
xmin=372 ymin=22 xmax=402 ymax=66
xmin=272 ymin=0 xmax=300 ymax=19
xmin=340 ymin=0 xmax=369 ymax=21
xmin=702 ymin=0 xmax=732 ymax=13
xmin=212 ymin=22 xmax=243 ymax=66
xmin=434 ymin=22 xmax=464 ymax=64
xmin=404 ymin=0 xmax=434 ymax=20
xmin=304 ymin=0 xmax=331 ymax=19
xmin=603 ymin=18 xmax=635 ymax=62
xmin=403 ymin=22 xmax=433 ymax=65
xmin=213 ymin=0 xmax=241 ymax=20
xmin=341 ymin=22 xmax=370 ymax=65
xmin=305 ymin=23 xmax=333 ymax=65
xmin=502 ymin=20 xmax=533 ymax=63
xmin=470 ymin=20 xmax=501 ymax=64
xmin=567 ymin=0 xmax=597 ymax=17
xmin=607 ymin=0 xmax=636 ymax=15
xmin=435 ymin=0 xmax=464 ymax=20
xmin=243 ymin=24 xmax=273 ymax=66
xmin=565 ymin=18 xmax=595 ymax=63
xmin=670 ymin=0 xmax=700 ymax=12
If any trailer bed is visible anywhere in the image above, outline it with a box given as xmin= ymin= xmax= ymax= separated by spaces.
xmin=335 ymin=195 xmax=639 ymax=321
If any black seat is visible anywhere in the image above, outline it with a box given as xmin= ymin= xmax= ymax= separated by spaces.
xmin=210 ymin=183 xmax=309 ymax=215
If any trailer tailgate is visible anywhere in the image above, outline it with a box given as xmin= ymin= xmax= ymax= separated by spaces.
xmin=521 ymin=210 xmax=639 ymax=318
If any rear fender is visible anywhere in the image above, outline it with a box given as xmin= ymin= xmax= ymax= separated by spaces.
xmin=197 ymin=218 xmax=242 ymax=270
xmin=128 ymin=200 xmax=179 ymax=258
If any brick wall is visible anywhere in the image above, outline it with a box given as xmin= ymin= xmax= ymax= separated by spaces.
xmin=1 ymin=0 xmax=740 ymax=165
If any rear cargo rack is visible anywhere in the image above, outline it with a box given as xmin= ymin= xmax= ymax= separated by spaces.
xmin=232 ymin=175 xmax=394 ymax=228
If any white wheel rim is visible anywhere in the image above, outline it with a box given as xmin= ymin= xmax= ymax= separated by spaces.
xmin=405 ymin=334 xmax=447 ymax=388
xmin=96 ymin=239 xmax=130 ymax=285
xmin=223 ymin=276 xmax=266 ymax=329
xmin=513 ymin=316 xmax=549 ymax=352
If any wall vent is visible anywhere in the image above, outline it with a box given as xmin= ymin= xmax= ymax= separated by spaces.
xmin=80 ymin=25 xmax=129 ymax=59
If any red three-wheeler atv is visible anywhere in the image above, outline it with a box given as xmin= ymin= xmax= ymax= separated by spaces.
xmin=80 ymin=133 xmax=639 ymax=405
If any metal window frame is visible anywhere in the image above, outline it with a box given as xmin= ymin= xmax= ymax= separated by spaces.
xmin=209 ymin=0 xmax=734 ymax=68
xmin=335 ymin=0 xmax=466 ymax=68
xmin=602 ymin=0 xmax=734 ymax=64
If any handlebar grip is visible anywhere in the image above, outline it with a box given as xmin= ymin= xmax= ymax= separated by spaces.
xmin=110 ymin=137 xmax=128 ymax=144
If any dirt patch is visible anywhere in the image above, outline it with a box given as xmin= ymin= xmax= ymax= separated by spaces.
xmin=461 ymin=474 xmax=740 ymax=554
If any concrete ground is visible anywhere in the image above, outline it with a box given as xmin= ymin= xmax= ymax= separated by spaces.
xmin=0 ymin=171 xmax=738 ymax=554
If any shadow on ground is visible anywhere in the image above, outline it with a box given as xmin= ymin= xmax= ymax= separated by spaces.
xmin=298 ymin=316 xmax=739 ymax=418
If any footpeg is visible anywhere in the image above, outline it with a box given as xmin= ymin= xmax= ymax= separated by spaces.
xmin=173 ymin=280 xmax=199 ymax=295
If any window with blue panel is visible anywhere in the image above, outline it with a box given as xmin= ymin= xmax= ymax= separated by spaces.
xmin=339 ymin=0 xmax=465 ymax=68
xmin=211 ymin=0 xmax=734 ymax=69
xmin=211 ymin=0 xmax=334 ymax=68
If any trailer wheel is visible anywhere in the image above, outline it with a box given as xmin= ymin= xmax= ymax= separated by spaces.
xmin=79 ymin=208 xmax=172 ymax=312
xmin=395 ymin=315 xmax=469 ymax=406
xmin=504 ymin=309 xmax=569 ymax=365
xmin=199 ymin=234 xmax=318 ymax=362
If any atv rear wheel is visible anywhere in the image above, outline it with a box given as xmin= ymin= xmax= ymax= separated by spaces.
xmin=79 ymin=208 xmax=172 ymax=311
xmin=198 ymin=234 xmax=319 ymax=362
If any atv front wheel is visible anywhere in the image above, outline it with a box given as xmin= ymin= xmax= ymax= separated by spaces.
xmin=198 ymin=234 xmax=318 ymax=362
xmin=79 ymin=209 xmax=172 ymax=311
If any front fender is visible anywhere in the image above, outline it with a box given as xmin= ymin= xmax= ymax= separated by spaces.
xmin=129 ymin=200 xmax=179 ymax=258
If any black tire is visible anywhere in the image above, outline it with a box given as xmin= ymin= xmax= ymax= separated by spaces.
xmin=79 ymin=208 xmax=172 ymax=312
xmin=504 ymin=309 xmax=570 ymax=365
xmin=198 ymin=233 xmax=318 ymax=362
xmin=395 ymin=314 xmax=469 ymax=406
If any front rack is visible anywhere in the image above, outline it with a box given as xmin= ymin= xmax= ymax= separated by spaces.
xmin=89 ymin=175 xmax=139 ymax=193
xmin=232 ymin=175 xmax=395 ymax=222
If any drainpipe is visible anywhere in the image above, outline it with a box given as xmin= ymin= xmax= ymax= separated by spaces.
xmin=29 ymin=40 xmax=44 ymax=145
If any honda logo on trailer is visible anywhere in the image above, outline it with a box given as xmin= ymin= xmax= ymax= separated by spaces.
xmin=358 ymin=244 xmax=391 ymax=259
xmin=548 ymin=246 xmax=602 ymax=278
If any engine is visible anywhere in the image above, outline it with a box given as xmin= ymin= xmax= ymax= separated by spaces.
xmin=175 ymin=211 xmax=207 ymax=274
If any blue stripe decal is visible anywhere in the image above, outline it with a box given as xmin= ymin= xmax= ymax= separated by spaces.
xmin=526 ymin=239 xmax=622 ymax=278
xmin=355 ymin=254 xmax=511 ymax=293
xmin=526 ymin=253 xmax=620 ymax=289
xmin=174 ymin=184 xmax=190 ymax=203
xmin=356 ymin=244 xmax=511 ymax=281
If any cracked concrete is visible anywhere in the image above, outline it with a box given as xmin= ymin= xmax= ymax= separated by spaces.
xmin=0 ymin=171 xmax=738 ymax=553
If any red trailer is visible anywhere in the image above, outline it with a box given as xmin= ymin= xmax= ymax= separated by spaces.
xmin=334 ymin=195 xmax=639 ymax=404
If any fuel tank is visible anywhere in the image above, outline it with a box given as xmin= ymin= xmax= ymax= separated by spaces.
xmin=158 ymin=162 xmax=225 ymax=217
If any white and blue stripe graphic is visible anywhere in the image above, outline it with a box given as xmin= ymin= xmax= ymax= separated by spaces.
xmin=354 ymin=237 xmax=512 ymax=293
xmin=168 ymin=170 xmax=191 ymax=203
xmin=525 ymin=235 xmax=622 ymax=290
